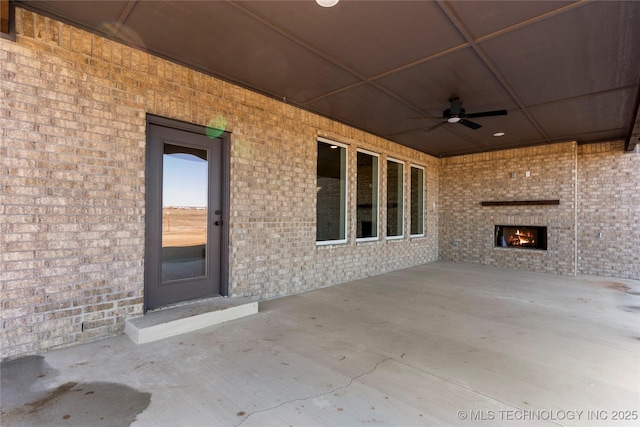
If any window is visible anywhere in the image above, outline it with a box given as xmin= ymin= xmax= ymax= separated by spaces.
xmin=1 ymin=0 xmax=15 ymax=40
xmin=356 ymin=150 xmax=379 ymax=240
xmin=386 ymin=159 xmax=404 ymax=238
xmin=317 ymin=139 xmax=347 ymax=244
xmin=410 ymin=165 xmax=424 ymax=236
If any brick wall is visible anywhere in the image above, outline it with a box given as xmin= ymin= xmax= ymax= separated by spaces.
xmin=1 ymin=10 xmax=148 ymax=358
xmin=1 ymin=9 xmax=438 ymax=359
xmin=232 ymin=126 xmax=439 ymax=299
xmin=439 ymin=142 xmax=578 ymax=275
xmin=577 ymin=142 xmax=640 ymax=279
xmin=439 ymin=141 xmax=640 ymax=280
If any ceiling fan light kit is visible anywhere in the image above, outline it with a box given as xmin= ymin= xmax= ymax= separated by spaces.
xmin=422 ymin=97 xmax=508 ymax=133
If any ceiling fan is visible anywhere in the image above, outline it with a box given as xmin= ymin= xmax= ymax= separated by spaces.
xmin=414 ymin=97 xmax=507 ymax=132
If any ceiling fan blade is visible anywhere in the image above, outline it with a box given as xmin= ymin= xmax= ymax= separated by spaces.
xmin=423 ymin=121 xmax=447 ymax=133
xmin=459 ymin=119 xmax=482 ymax=130
xmin=464 ymin=109 xmax=508 ymax=119
xmin=408 ymin=116 xmax=442 ymax=120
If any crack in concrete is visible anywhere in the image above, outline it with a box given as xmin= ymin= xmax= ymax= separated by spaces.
xmin=233 ymin=357 xmax=391 ymax=427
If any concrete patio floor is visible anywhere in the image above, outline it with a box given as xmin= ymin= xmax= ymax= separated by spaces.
xmin=2 ymin=261 xmax=639 ymax=427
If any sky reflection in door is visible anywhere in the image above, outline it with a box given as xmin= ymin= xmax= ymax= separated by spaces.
xmin=162 ymin=144 xmax=208 ymax=281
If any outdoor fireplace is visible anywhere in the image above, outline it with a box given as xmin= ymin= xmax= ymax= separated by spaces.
xmin=495 ymin=225 xmax=547 ymax=250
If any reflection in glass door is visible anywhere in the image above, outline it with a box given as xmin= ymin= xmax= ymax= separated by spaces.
xmin=162 ymin=144 xmax=208 ymax=282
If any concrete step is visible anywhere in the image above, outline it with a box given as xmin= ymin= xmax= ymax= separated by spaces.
xmin=124 ymin=296 xmax=259 ymax=344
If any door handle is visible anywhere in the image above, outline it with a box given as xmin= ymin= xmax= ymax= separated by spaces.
xmin=214 ymin=220 xmax=223 ymax=226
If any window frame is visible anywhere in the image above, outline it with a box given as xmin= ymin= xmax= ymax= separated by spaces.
xmin=1 ymin=0 xmax=16 ymax=41
xmin=410 ymin=164 xmax=425 ymax=238
xmin=355 ymin=148 xmax=380 ymax=243
xmin=316 ymin=137 xmax=349 ymax=246
xmin=386 ymin=157 xmax=405 ymax=240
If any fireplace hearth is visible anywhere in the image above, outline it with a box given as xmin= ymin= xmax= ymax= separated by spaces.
xmin=495 ymin=225 xmax=547 ymax=250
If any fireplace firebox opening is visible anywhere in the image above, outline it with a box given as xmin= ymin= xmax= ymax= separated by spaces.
xmin=495 ymin=225 xmax=547 ymax=250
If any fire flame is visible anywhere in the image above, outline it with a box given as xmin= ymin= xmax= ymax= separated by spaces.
xmin=508 ymin=229 xmax=535 ymax=246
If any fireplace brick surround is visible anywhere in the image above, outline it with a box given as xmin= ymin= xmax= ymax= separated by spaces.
xmin=439 ymin=141 xmax=640 ymax=278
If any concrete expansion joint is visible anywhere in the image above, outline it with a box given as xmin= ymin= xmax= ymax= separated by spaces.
xmin=233 ymin=356 xmax=392 ymax=427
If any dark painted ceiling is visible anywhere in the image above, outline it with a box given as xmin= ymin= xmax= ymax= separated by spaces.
xmin=18 ymin=0 xmax=640 ymax=157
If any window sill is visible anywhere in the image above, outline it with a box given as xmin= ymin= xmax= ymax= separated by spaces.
xmin=356 ymin=237 xmax=379 ymax=244
xmin=316 ymin=240 xmax=348 ymax=247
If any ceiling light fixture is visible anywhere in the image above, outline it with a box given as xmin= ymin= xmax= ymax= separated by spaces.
xmin=447 ymin=116 xmax=461 ymax=124
xmin=316 ymin=0 xmax=339 ymax=7
xmin=493 ymin=132 xmax=505 ymax=137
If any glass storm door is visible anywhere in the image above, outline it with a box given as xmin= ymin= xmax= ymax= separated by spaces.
xmin=146 ymin=123 xmax=223 ymax=310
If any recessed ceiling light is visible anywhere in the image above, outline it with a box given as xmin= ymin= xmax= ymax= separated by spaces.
xmin=330 ymin=145 xmax=338 ymax=149
xmin=316 ymin=0 xmax=339 ymax=7
xmin=493 ymin=132 xmax=505 ymax=137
